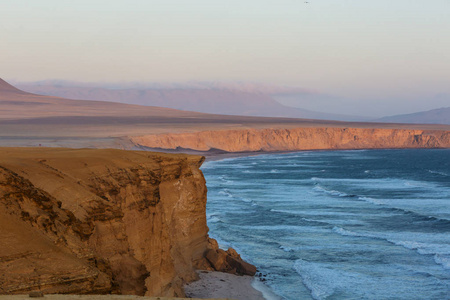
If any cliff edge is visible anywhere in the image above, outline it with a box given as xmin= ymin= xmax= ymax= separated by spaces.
xmin=0 ymin=148 xmax=253 ymax=297
xmin=131 ymin=127 xmax=450 ymax=153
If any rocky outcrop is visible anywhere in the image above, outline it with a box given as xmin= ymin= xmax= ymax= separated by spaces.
xmin=199 ymin=239 xmax=256 ymax=276
xmin=0 ymin=148 xmax=251 ymax=297
xmin=131 ymin=127 xmax=450 ymax=152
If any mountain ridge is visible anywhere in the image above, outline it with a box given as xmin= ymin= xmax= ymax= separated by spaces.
xmin=15 ymin=82 xmax=363 ymax=121
xmin=376 ymin=107 xmax=450 ymax=125
xmin=0 ymin=78 xmax=30 ymax=94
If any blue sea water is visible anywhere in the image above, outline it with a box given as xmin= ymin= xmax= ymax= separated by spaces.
xmin=201 ymin=149 xmax=450 ymax=300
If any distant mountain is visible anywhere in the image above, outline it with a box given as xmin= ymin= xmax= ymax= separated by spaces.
xmin=15 ymin=83 xmax=363 ymax=121
xmin=0 ymin=78 xmax=30 ymax=95
xmin=0 ymin=78 xmax=207 ymax=121
xmin=376 ymin=107 xmax=450 ymax=125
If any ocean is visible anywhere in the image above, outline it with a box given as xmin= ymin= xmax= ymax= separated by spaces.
xmin=201 ymin=149 xmax=450 ymax=300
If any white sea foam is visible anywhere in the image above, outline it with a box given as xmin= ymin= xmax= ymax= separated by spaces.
xmin=251 ymin=278 xmax=282 ymax=300
xmin=388 ymin=240 xmax=450 ymax=256
xmin=332 ymin=226 xmax=450 ymax=270
xmin=310 ymin=176 xmax=440 ymax=192
xmin=218 ymin=189 xmax=233 ymax=198
xmin=207 ymin=216 xmax=222 ymax=223
xmin=358 ymin=196 xmax=387 ymax=205
xmin=293 ymin=259 xmax=334 ymax=300
xmin=433 ymin=254 xmax=450 ymax=270
xmin=279 ymin=245 xmax=302 ymax=252
xmin=239 ymin=224 xmax=304 ymax=231
xmin=293 ymin=256 xmax=445 ymax=300
xmin=293 ymin=259 xmax=363 ymax=300
xmin=204 ymin=149 xmax=450 ymax=299
xmin=313 ymin=185 xmax=350 ymax=197
xmin=218 ymin=175 xmax=232 ymax=183
xmin=332 ymin=226 xmax=370 ymax=238
xmin=403 ymin=181 xmax=433 ymax=188
xmin=428 ymin=170 xmax=448 ymax=177
xmin=358 ymin=196 xmax=450 ymax=220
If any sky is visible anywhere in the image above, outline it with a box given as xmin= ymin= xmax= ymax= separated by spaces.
xmin=1 ymin=0 xmax=449 ymax=116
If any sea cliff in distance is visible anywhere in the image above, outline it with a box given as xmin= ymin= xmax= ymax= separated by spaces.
xmin=1 ymin=78 xmax=449 ymax=152
xmin=0 ymin=78 xmax=450 ymax=298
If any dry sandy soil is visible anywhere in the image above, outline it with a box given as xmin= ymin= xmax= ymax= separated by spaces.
xmin=1 ymin=78 xmax=449 ymax=300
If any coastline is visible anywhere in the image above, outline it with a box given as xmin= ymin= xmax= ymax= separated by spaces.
xmin=195 ymin=153 xmax=285 ymax=300
xmin=139 ymin=145 xmax=450 ymax=164
xmin=3 ymin=147 xmax=448 ymax=299
xmin=200 ymin=149 xmax=450 ymax=299
xmin=196 ymin=148 xmax=450 ymax=300
xmin=137 ymin=145 xmax=300 ymax=162
xmin=184 ymin=271 xmax=265 ymax=300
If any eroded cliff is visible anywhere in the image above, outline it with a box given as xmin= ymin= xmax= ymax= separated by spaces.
xmin=0 ymin=148 xmax=249 ymax=297
xmin=131 ymin=127 xmax=450 ymax=152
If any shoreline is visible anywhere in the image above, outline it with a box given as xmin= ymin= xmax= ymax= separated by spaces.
xmin=137 ymin=145 xmax=305 ymax=162
xmin=138 ymin=145 xmax=450 ymax=164
xmin=184 ymin=271 xmax=266 ymax=300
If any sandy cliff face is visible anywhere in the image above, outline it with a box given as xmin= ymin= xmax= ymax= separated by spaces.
xmin=131 ymin=127 xmax=450 ymax=152
xmin=0 ymin=148 xmax=214 ymax=297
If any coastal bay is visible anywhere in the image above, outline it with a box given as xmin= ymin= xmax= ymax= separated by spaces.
xmin=202 ymin=149 xmax=450 ymax=299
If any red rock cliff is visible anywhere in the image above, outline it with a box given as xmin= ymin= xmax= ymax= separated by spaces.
xmin=0 ymin=148 xmax=219 ymax=297
xmin=131 ymin=127 xmax=450 ymax=152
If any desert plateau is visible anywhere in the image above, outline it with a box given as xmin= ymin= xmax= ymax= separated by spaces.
xmin=1 ymin=77 xmax=450 ymax=299
xmin=1 ymin=78 xmax=449 ymax=152
xmin=2 ymin=2 xmax=450 ymax=299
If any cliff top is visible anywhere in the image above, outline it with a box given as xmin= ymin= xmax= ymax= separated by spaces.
xmin=0 ymin=148 xmax=205 ymax=182
xmin=0 ymin=147 xmax=208 ymax=296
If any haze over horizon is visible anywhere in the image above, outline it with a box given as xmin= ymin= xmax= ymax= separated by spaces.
xmin=2 ymin=1 xmax=449 ymax=116
xmin=1 ymin=3 xmax=450 ymax=299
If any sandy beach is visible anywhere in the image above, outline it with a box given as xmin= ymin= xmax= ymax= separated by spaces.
xmin=0 ymin=271 xmax=265 ymax=300
xmin=184 ymin=271 xmax=265 ymax=300
xmin=0 ymin=272 xmax=265 ymax=300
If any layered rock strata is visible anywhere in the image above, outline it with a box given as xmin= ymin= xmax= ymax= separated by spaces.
xmin=131 ymin=127 xmax=450 ymax=152
xmin=0 ymin=148 xmax=253 ymax=297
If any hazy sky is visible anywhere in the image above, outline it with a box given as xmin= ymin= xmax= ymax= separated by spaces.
xmin=1 ymin=1 xmax=449 ymax=114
